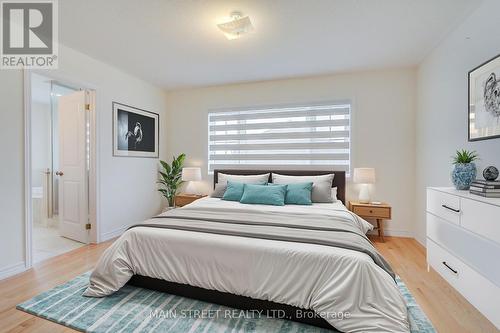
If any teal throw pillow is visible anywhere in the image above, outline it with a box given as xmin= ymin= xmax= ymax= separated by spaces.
xmin=222 ymin=181 xmax=246 ymax=201
xmin=240 ymin=184 xmax=287 ymax=206
xmin=283 ymin=182 xmax=313 ymax=205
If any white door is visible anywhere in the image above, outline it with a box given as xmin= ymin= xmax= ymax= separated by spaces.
xmin=57 ymin=90 xmax=88 ymax=243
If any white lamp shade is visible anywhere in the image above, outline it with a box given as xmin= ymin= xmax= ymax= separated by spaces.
xmin=353 ymin=168 xmax=376 ymax=184
xmin=182 ymin=167 xmax=201 ymax=182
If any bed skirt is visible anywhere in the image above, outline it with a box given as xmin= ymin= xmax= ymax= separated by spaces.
xmin=127 ymin=275 xmax=337 ymax=331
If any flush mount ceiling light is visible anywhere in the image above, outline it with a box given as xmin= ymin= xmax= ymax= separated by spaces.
xmin=217 ymin=11 xmax=254 ymax=40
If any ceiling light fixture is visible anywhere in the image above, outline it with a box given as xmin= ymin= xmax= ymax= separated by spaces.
xmin=217 ymin=11 xmax=254 ymax=40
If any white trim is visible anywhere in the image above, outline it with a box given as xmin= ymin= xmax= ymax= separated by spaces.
xmin=0 ymin=262 xmax=27 ymax=281
xmin=87 ymin=90 xmax=99 ymax=243
xmin=100 ymin=226 xmax=128 ymax=242
xmin=207 ymin=100 xmax=353 ymax=114
xmin=384 ymin=229 xmax=414 ymax=238
xmin=24 ymin=70 xmax=100 ymax=272
xmin=367 ymin=228 xmax=414 ymax=238
xmin=348 ymin=97 xmax=356 ymax=180
xmin=23 ymin=70 xmax=33 ymax=269
xmin=415 ymin=234 xmax=427 ymax=247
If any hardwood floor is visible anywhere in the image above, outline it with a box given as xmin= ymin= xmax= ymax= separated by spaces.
xmin=0 ymin=237 xmax=498 ymax=333
xmin=0 ymin=241 xmax=111 ymax=333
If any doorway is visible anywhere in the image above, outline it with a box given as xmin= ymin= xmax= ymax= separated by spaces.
xmin=28 ymin=73 xmax=96 ymax=264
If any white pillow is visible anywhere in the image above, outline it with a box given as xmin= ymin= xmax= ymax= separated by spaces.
xmin=217 ymin=173 xmax=270 ymax=185
xmin=272 ymin=173 xmax=335 ymax=203
xmin=331 ymin=187 xmax=338 ymax=203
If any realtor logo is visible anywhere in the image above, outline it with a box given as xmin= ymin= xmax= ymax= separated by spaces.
xmin=1 ymin=0 xmax=58 ymax=69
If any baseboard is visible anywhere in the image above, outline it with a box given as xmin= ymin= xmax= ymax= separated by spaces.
xmin=368 ymin=228 xmax=413 ymax=238
xmin=415 ymin=235 xmax=427 ymax=248
xmin=100 ymin=225 xmax=128 ymax=242
xmin=0 ymin=261 xmax=27 ymax=281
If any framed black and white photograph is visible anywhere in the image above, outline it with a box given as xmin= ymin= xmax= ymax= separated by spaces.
xmin=113 ymin=102 xmax=159 ymax=157
xmin=468 ymin=54 xmax=500 ymax=141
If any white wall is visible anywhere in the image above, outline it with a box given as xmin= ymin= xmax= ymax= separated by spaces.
xmin=0 ymin=70 xmax=25 ymax=279
xmin=415 ymin=0 xmax=500 ymax=245
xmin=165 ymin=68 xmax=417 ymax=237
xmin=0 ymin=44 xmax=168 ymax=279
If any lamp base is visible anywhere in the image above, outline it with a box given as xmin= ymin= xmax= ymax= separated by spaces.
xmin=184 ymin=181 xmax=199 ymax=195
xmin=358 ymin=184 xmax=370 ymax=203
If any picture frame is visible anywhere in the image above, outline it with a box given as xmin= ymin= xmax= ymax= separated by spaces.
xmin=113 ymin=102 xmax=159 ymax=158
xmin=468 ymin=53 xmax=500 ymax=141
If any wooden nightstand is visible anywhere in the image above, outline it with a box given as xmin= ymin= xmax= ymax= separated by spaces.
xmin=349 ymin=201 xmax=391 ymax=242
xmin=174 ymin=194 xmax=206 ymax=207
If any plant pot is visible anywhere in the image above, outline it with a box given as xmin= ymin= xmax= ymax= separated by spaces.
xmin=451 ymin=163 xmax=476 ymax=190
xmin=168 ymin=197 xmax=176 ymax=208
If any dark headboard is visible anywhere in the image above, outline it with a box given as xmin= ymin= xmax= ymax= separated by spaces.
xmin=214 ymin=169 xmax=346 ymax=204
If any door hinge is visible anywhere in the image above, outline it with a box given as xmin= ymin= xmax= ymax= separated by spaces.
xmin=85 ymin=223 xmax=91 ymax=230
xmin=85 ymin=104 xmax=91 ymax=111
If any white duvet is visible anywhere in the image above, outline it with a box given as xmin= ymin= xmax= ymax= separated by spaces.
xmin=85 ymin=198 xmax=409 ymax=333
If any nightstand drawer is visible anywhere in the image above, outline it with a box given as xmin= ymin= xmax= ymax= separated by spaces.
xmin=352 ymin=206 xmax=390 ymax=218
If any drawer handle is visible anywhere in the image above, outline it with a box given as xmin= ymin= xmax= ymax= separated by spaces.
xmin=442 ymin=261 xmax=458 ymax=274
xmin=441 ymin=204 xmax=460 ymax=213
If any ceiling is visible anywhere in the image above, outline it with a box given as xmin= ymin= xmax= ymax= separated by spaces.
xmin=59 ymin=0 xmax=483 ymax=90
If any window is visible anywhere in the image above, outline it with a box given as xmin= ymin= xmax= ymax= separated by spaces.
xmin=208 ymin=102 xmax=351 ymax=175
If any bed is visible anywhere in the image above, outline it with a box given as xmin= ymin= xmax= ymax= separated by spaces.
xmin=84 ymin=170 xmax=409 ymax=332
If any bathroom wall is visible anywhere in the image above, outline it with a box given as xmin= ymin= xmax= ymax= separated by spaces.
xmin=30 ymin=74 xmax=52 ymax=189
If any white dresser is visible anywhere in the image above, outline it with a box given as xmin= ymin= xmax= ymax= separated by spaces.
xmin=426 ymin=187 xmax=500 ymax=329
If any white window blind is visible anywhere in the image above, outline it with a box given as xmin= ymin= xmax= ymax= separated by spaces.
xmin=208 ymin=102 xmax=351 ymax=174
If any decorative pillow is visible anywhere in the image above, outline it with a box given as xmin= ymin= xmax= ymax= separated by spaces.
xmin=240 ymin=184 xmax=287 ymax=206
xmin=217 ymin=173 xmax=270 ymax=185
xmin=272 ymin=173 xmax=335 ymax=203
xmin=283 ymin=182 xmax=313 ymax=205
xmin=222 ymin=181 xmax=245 ymax=201
xmin=211 ymin=183 xmax=227 ymax=198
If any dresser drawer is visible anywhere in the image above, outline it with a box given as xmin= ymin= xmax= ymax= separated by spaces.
xmin=351 ymin=206 xmax=390 ymax=218
xmin=427 ymin=239 xmax=500 ymax=329
xmin=426 ymin=189 xmax=460 ymax=225
xmin=461 ymin=197 xmax=500 ymax=244
xmin=427 ymin=212 xmax=500 ymax=288
xmin=427 ymin=238 xmax=463 ymax=285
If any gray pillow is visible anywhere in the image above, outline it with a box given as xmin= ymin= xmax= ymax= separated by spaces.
xmin=217 ymin=173 xmax=270 ymax=185
xmin=211 ymin=183 xmax=227 ymax=198
xmin=271 ymin=173 xmax=335 ymax=203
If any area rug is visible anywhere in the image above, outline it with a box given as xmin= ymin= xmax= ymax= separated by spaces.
xmin=17 ymin=273 xmax=435 ymax=332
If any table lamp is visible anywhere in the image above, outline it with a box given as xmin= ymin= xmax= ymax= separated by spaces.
xmin=353 ymin=168 xmax=375 ymax=203
xmin=181 ymin=167 xmax=202 ymax=195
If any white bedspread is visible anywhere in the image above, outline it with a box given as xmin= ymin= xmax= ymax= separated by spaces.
xmin=84 ymin=198 xmax=409 ymax=332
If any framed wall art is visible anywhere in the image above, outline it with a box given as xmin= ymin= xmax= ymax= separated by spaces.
xmin=113 ymin=102 xmax=159 ymax=157
xmin=468 ymin=54 xmax=500 ymax=141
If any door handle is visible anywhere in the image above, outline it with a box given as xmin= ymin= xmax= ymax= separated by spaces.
xmin=55 ymin=171 xmax=64 ymax=176
xmin=441 ymin=204 xmax=460 ymax=213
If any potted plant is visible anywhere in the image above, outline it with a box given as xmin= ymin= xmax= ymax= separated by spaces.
xmin=158 ymin=153 xmax=186 ymax=208
xmin=451 ymin=150 xmax=478 ymax=190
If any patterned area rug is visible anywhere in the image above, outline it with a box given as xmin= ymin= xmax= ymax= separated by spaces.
xmin=17 ymin=273 xmax=435 ymax=332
